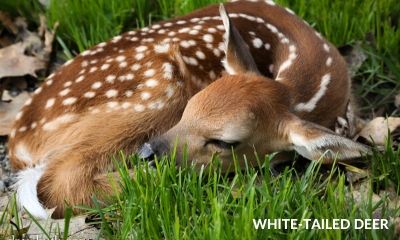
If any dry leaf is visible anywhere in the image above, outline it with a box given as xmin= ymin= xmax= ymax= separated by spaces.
xmin=0 ymin=14 xmax=56 ymax=79
xmin=355 ymin=117 xmax=400 ymax=145
xmin=0 ymin=43 xmax=46 ymax=78
xmin=0 ymin=91 xmax=31 ymax=135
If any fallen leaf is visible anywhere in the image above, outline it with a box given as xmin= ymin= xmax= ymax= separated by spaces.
xmin=0 ymin=43 xmax=46 ymax=78
xmin=0 ymin=14 xmax=56 ymax=79
xmin=0 ymin=91 xmax=31 ymax=135
xmin=355 ymin=117 xmax=400 ymax=145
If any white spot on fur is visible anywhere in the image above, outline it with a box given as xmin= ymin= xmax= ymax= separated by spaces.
xmin=213 ymin=49 xmax=221 ymax=57
xmin=105 ymin=89 xmax=118 ymax=98
xmin=145 ymin=79 xmax=159 ymax=88
xmin=205 ymin=26 xmax=217 ymax=33
xmin=33 ymin=87 xmax=42 ymax=95
xmin=24 ymin=98 xmax=32 ymax=106
xmin=162 ymin=62 xmax=173 ymax=80
xmin=107 ymin=101 xmax=119 ymax=109
xmin=18 ymin=126 xmax=27 ymax=132
xmin=75 ymin=75 xmax=85 ymax=83
xmin=135 ymin=53 xmax=144 ymax=60
xmin=269 ymin=64 xmax=274 ymax=73
xmin=121 ymin=102 xmax=131 ymax=109
xmin=183 ymin=56 xmax=198 ymax=66
xmin=89 ymin=66 xmax=98 ymax=73
xmin=180 ymin=40 xmax=191 ymax=48
xmin=43 ymin=114 xmax=77 ymax=131
xmin=154 ymin=43 xmax=170 ymax=53
xmin=106 ymin=75 xmax=116 ymax=83
xmin=131 ymin=63 xmax=141 ymax=71
xmin=195 ymin=51 xmax=206 ymax=60
xmin=112 ymin=35 xmax=122 ymax=43
xmin=295 ymin=73 xmax=331 ymax=112
xmin=45 ymin=98 xmax=55 ymax=109
xmin=92 ymin=81 xmax=102 ymax=89
xmin=45 ymin=79 xmax=53 ymax=86
xmin=101 ymin=63 xmax=110 ymax=71
xmin=266 ymin=23 xmax=278 ymax=33
xmin=189 ymin=30 xmax=199 ymax=35
xmin=285 ymin=7 xmax=295 ymax=14
xmin=116 ymin=55 xmax=126 ymax=62
xmin=59 ymin=88 xmax=70 ymax=97
xmin=326 ymin=57 xmax=333 ymax=66
xmin=126 ymin=73 xmax=134 ymax=80
xmin=62 ymin=97 xmax=77 ymax=106
xmin=281 ymin=38 xmax=290 ymax=44
xmin=165 ymin=84 xmax=175 ymax=98
xmin=203 ymin=34 xmax=214 ymax=43
xmin=323 ymin=43 xmax=330 ymax=52
xmin=125 ymin=90 xmax=133 ymax=97
xmin=15 ymin=111 xmax=23 ymax=120
xmin=119 ymin=61 xmax=128 ymax=68
xmin=81 ymin=50 xmax=91 ymax=56
xmin=209 ymin=70 xmax=216 ymax=80
xmin=144 ymin=69 xmax=155 ymax=78
xmin=141 ymin=92 xmax=151 ymax=100
xmin=84 ymin=91 xmax=96 ymax=98
xmin=134 ymin=104 xmax=145 ymax=112
xmin=63 ymin=81 xmax=72 ymax=88
xmin=252 ymin=38 xmax=263 ymax=48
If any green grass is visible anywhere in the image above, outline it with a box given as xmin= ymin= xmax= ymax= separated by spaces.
xmin=77 ymin=148 xmax=398 ymax=239
xmin=0 ymin=0 xmax=399 ymax=239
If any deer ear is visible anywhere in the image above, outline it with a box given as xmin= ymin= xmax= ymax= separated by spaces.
xmin=281 ymin=114 xmax=370 ymax=163
xmin=219 ymin=4 xmax=260 ymax=75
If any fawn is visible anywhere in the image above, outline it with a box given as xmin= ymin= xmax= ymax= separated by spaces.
xmin=8 ymin=0 xmax=368 ymax=219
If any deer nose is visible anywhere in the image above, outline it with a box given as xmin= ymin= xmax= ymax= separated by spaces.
xmin=138 ymin=138 xmax=170 ymax=160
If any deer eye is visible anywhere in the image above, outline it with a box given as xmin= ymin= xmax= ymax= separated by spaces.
xmin=205 ymin=139 xmax=240 ymax=149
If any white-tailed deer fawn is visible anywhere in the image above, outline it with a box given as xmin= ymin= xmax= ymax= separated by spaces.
xmin=8 ymin=0 xmax=368 ymax=219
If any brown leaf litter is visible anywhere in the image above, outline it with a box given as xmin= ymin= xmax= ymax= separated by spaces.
xmin=0 ymin=12 xmax=57 ymax=135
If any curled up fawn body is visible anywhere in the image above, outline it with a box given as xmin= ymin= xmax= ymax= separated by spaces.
xmin=8 ymin=0 xmax=368 ymax=218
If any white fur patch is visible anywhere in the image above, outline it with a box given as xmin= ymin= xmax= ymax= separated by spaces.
xmin=43 ymin=114 xmax=77 ymax=131
xmin=162 ymin=62 xmax=173 ymax=80
xmin=154 ymin=43 xmax=170 ymax=53
xmin=14 ymin=164 xmax=48 ymax=219
xmin=294 ymin=73 xmax=331 ymax=112
xmin=45 ymin=98 xmax=55 ymax=109
xmin=15 ymin=143 xmax=33 ymax=164
xmin=252 ymin=38 xmax=263 ymax=48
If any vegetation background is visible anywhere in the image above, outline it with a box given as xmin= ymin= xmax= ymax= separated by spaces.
xmin=0 ymin=0 xmax=399 ymax=239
